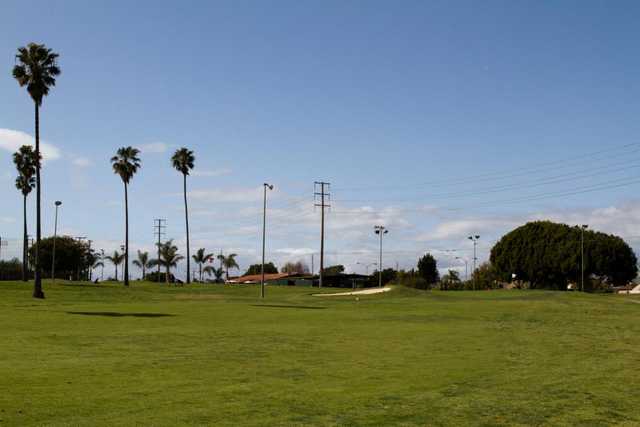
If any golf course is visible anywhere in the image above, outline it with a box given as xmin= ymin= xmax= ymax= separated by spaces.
xmin=1 ymin=282 xmax=639 ymax=426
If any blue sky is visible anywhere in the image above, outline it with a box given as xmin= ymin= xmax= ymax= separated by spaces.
xmin=1 ymin=0 xmax=640 ymax=279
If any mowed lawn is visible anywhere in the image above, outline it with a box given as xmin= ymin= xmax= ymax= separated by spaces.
xmin=1 ymin=282 xmax=640 ymax=426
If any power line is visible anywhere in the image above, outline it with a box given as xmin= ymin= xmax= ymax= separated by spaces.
xmin=333 ymin=158 xmax=640 ymax=204
xmin=154 ymin=219 xmax=166 ymax=277
xmin=333 ymin=142 xmax=640 ymax=192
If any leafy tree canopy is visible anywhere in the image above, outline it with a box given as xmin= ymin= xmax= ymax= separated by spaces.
xmin=281 ymin=261 xmax=310 ymax=274
xmin=28 ymin=236 xmax=93 ymax=280
xmin=491 ymin=221 xmax=638 ymax=290
xmin=417 ymin=253 xmax=440 ymax=284
xmin=245 ymin=262 xmax=278 ymax=276
xmin=322 ymin=265 xmax=345 ymax=275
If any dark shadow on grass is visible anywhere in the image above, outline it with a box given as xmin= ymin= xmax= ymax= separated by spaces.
xmin=58 ymin=283 xmax=109 ymax=288
xmin=66 ymin=311 xmax=175 ymax=318
xmin=251 ymin=304 xmax=326 ymax=310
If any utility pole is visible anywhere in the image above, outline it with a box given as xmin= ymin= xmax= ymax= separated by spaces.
xmin=261 ymin=183 xmax=274 ymax=298
xmin=314 ymin=182 xmax=330 ymax=288
xmin=468 ymin=235 xmax=480 ymax=290
xmin=581 ymin=224 xmax=588 ymax=292
xmin=456 ymin=257 xmax=469 ymax=281
xmin=374 ymin=226 xmax=389 ymax=287
xmin=311 ymin=253 xmax=314 ymax=275
xmin=154 ymin=219 xmax=166 ymax=278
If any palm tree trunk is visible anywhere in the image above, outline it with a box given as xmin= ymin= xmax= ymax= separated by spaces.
xmin=124 ymin=182 xmax=129 ymax=287
xmin=22 ymin=194 xmax=28 ymax=281
xmin=199 ymin=263 xmax=202 ymax=282
xmin=184 ymin=174 xmax=190 ymax=284
xmin=142 ymin=265 xmax=146 ymax=280
xmin=33 ymin=103 xmax=44 ymax=298
xmin=166 ymin=265 xmax=170 ymax=284
xmin=115 ymin=265 xmax=118 ymax=281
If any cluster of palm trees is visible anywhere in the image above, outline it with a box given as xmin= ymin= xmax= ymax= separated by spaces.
xmin=99 ymin=246 xmax=239 ymax=284
xmin=10 ymin=42 xmax=231 ymax=297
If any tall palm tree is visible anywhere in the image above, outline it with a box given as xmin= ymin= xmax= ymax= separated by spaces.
xmin=13 ymin=145 xmax=38 ymax=282
xmin=171 ymin=148 xmax=195 ymax=284
xmin=111 ymin=147 xmax=141 ymax=287
xmin=92 ymin=255 xmax=104 ymax=281
xmin=105 ymin=251 xmax=125 ymax=282
xmin=150 ymin=240 xmax=184 ymax=284
xmin=132 ymin=250 xmax=151 ymax=280
xmin=192 ymin=248 xmax=214 ymax=282
xmin=13 ymin=42 xmax=61 ymax=299
xmin=217 ymin=253 xmax=239 ymax=281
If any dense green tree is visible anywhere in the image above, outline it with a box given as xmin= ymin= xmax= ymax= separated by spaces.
xmin=417 ymin=253 xmax=439 ymax=285
xmin=13 ymin=145 xmax=38 ymax=281
xmin=471 ymin=262 xmax=499 ymax=290
xmin=171 ymin=147 xmax=195 ymax=284
xmin=111 ymin=146 xmax=141 ymax=287
xmin=192 ymin=248 xmax=214 ymax=282
xmin=370 ymin=268 xmax=397 ymax=286
xmin=281 ymin=261 xmax=310 ymax=274
xmin=491 ymin=221 xmax=638 ymax=290
xmin=245 ymin=262 xmax=278 ymax=276
xmin=322 ymin=265 xmax=345 ymax=275
xmin=441 ymin=269 xmax=461 ymax=290
xmin=28 ymin=236 xmax=91 ymax=280
xmin=13 ymin=42 xmax=61 ymax=298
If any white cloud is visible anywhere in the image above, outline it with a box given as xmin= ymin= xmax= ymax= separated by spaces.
xmin=192 ymin=168 xmax=232 ymax=177
xmin=140 ymin=142 xmax=169 ymax=154
xmin=0 ymin=128 xmax=61 ymax=161
xmin=71 ymin=156 xmax=92 ymax=168
xmin=0 ymin=216 xmax=16 ymax=224
xmin=188 ymin=187 xmax=265 ymax=203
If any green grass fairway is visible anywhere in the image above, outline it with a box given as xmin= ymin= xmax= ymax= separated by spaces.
xmin=1 ymin=282 xmax=640 ymax=426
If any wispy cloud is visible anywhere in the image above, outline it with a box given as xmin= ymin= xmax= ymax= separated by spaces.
xmin=188 ymin=186 xmax=265 ymax=203
xmin=0 ymin=128 xmax=61 ymax=161
xmin=192 ymin=168 xmax=232 ymax=177
xmin=140 ymin=142 xmax=169 ymax=154
xmin=71 ymin=156 xmax=92 ymax=168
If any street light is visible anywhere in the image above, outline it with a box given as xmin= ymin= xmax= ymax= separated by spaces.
xmin=468 ymin=235 xmax=480 ymax=290
xmin=51 ymin=201 xmax=62 ymax=283
xmin=456 ymin=257 xmax=469 ymax=281
xmin=374 ymin=226 xmax=389 ymax=288
xmin=581 ymin=224 xmax=588 ymax=292
xmin=356 ymin=261 xmax=377 ymax=275
xmin=261 ymin=183 xmax=274 ymax=299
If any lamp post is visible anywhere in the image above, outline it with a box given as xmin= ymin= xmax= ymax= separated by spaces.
xmin=261 ymin=183 xmax=274 ymax=299
xmin=468 ymin=235 xmax=480 ymax=290
xmin=456 ymin=257 xmax=469 ymax=281
xmin=51 ymin=201 xmax=62 ymax=283
xmin=581 ymin=224 xmax=588 ymax=292
xmin=374 ymin=226 xmax=388 ymax=287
